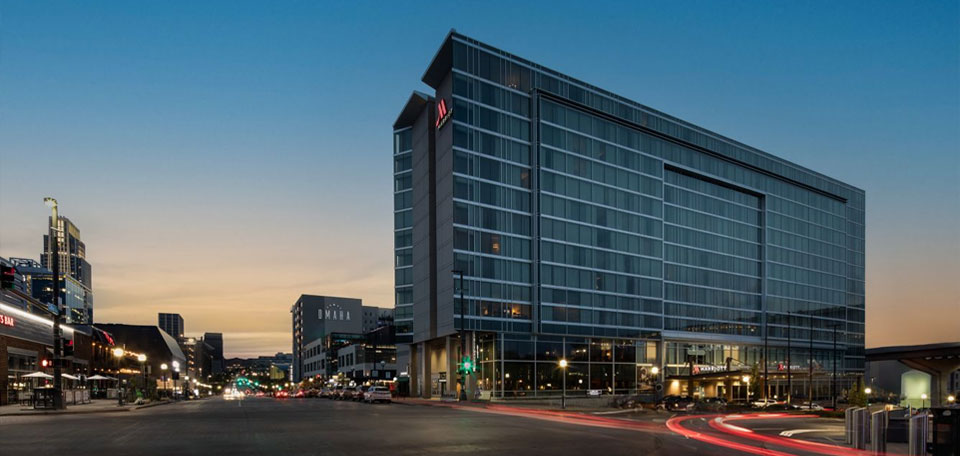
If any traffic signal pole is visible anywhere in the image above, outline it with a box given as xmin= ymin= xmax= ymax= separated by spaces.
xmin=454 ymin=270 xmax=467 ymax=401
xmin=46 ymin=198 xmax=65 ymax=410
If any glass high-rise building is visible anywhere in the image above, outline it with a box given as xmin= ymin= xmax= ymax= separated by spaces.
xmin=393 ymin=31 xmax=865 ymax=401
xmin=158 ymin=313 xmax=185 ymax=339
xmin=42 ymin=216 xmax=93 ymax=323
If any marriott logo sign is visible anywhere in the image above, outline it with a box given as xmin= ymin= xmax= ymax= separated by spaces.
xmin=435 ymin=98 xmax=452 ymax=129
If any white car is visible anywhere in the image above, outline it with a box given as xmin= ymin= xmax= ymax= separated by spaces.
xmin=789 ymin=402 xmax=824 ymax=411
xmin=751 ymin=399 xmax=779 ymax=408
xmin=364 ymin=386 xmax=392 ymax=403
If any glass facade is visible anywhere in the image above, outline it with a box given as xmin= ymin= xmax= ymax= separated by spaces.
xmin=396 ymin=32 xmax=865 ymax=398
xmin=393 ymin=128 xmax=414 ymax=342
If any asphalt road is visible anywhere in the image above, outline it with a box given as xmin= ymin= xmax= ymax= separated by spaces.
xmin=0 ymin=396 xmax=731 ymax=456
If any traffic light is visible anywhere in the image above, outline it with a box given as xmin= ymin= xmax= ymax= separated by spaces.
xmin=459 ymin=356 xmax=475 ymax=375
xmin=41 ymin=359 xmax=51 ymax=368
xmin=1 ymin=265 xmax=16 ymax=290
xmin=64 ymin=340 xmax=74 ymax=357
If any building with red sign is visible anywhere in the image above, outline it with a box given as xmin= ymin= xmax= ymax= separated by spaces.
xmin=392 ymin=31 xmax=865 ymax=402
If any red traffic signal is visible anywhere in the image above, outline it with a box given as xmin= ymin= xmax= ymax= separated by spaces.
xmin=1 ymin=265 xmax=16 ymax=290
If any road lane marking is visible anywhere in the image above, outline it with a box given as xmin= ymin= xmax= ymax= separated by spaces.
xmin=779 ymin=429 xmax=826 ymax=437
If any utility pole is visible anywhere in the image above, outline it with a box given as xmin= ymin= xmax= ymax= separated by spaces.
xmin=45 ymin=197 xmax=64 ymax=410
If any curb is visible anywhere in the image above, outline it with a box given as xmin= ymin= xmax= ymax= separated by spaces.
xmin=134 ymin=400 xmax=176 ymax=410
xmin=0 ymin=407 xmax=131 ymax=417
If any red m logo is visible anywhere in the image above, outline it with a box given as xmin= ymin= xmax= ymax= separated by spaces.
xmin=435 ymin=99 xmax=451 ymax=129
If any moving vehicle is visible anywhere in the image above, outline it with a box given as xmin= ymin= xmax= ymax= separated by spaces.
xmin=364 ymin=386 xmax=392 ymax=403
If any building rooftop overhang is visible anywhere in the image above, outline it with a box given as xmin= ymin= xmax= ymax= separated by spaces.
xmin=422 ymin=29 xmax=455 ymax=90
xmin=393 ymin=91 xmax=433 ymax=130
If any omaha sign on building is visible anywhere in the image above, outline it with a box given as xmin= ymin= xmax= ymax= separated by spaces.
xmin=291 ymin=295 xmax=363 ymax=382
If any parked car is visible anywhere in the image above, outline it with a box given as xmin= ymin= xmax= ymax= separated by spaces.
xmin=332 ymin=385 xmax=346 ymax=400
xmin=337 ymin=386 xmax=352 ymax=400
xmin=364 ymin=386 xmax=392 ymax=403
xmin=294 ymin=390 xmax=305 ymax=398
xmin=657 ymin=395 xmax=695 ymax=412
xmin=751 ymin=399 xmax=779 ymax=409
xmin=698 ymin=397 xmax=727 ymax=412
xmin=788 ymin=402 xmax=824 ymax=411
xmin=351 ymin=386 xmax=369 ymax=401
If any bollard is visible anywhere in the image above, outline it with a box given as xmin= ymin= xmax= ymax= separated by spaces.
xmin=853 ymin=407 xmax=871 ymax=450
xmin=908 ymin=413 xmax=928 ymax=456
xmin=847 ymin=407 xmax=862 ymax=445
xmin=871 ymin=410 xmax=888 ymax=454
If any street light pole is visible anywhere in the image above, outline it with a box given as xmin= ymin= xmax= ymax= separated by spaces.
xmin=160 ymin=363 xmax=168 ymax=400
xmin=138 ymin=354 xmax=147 ymax=398
xmin=452 ymin=269 xmax=467 ymax=401
xmin=559 ymin=359 xmax=568 ymax=409
xmin=763 ymin=319 xmax=769 ymax=402
xmin=808 ymin=314 xmax=814 ymax=409
xmin=832 ymin=324 xmax=839 ymax=411
xmin=786 ymin=311 xmax=792 ymax=405
xmin=44 ymin=197 xmax=64 ymax=410
xmin=112 ymin=347 xmax=125 ymax=406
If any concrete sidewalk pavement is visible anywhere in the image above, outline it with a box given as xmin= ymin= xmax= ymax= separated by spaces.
xmin=0 ymin=398 xmax=185 ymax=416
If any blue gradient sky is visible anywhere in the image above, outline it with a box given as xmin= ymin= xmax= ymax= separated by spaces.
xmin=1 ymin=1 xmax=957 ymax=357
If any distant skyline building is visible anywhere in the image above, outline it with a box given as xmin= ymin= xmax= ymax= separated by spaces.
xmin=362 ymin=306 xmax=394 ymax=334
xmin=290 ymin=295 xmax=363 ymax=382
xmin=203 ymin=332 xmax=224 ymax=374
xmin=41 ymin=216 xmax=93 ymax=323
xmin=158 ymin=313 xmax=185 ymax=339
xmin=393 ymin=31 xmax=865 ymax=400
xmin=8 ymin=257 xmax=87 ymax=323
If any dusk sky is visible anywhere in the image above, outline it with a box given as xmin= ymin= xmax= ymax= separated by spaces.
xmin=0 ymin=1 xmax=956 ymax=357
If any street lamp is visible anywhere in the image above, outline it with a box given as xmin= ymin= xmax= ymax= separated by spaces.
xmin=742 ymin=375 xmax=751 ymax=402
xmin=137 ymin=354 xmax=147 ymax=398
xmin=559 ymin=359 xmax=568 ymax=410
xmin=921 ymin=393 xmax=928 ymax=409
xmin=948 ymin=395 xmax=956 ymax=404
xmin=160 ymin=363 xmax=168 ymax=399
xmin=864 ymin=387 xmax=872 ymax=395
xmin=43 ymin=197 xmax=65 ymax=410
xmin=112 ymin=348 xmax=125 ymax=406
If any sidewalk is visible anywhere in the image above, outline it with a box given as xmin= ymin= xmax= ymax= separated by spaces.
xmin=0 ymin=398 xmax=179 ymax=416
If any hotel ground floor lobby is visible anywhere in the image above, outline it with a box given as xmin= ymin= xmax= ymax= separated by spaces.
xmin=401 ymin=331 xmax=864 ymax=401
